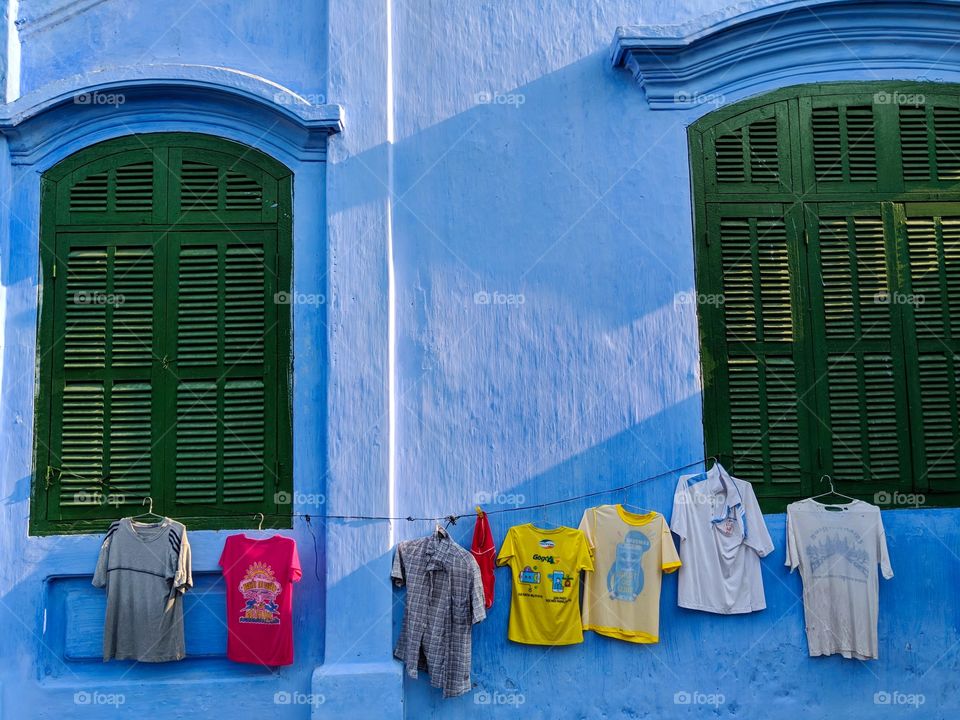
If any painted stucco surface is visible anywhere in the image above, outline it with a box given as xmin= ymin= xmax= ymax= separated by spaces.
xmin=0 ymin=0 xmax=956 ymax=718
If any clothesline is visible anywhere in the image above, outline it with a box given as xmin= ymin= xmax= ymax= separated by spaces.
xmin=59 ymin=449 xmax=834 ymax=528
xmin=85 ymin=457 xmax=712 ymax=526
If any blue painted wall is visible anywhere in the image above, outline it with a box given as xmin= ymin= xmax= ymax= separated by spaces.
xmin=0 ymin=0 xmax=958 ymax=718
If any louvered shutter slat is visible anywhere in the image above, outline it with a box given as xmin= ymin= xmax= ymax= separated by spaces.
xmin=805 ymin=98 xmax=879 ymax=192
xmin=54 ymin=238 xmax=158 ymax=518
xmin=172 ymin=231 xmax=274 ymax=512
xmin=808 ymin=205 xmax=912 ymax=490
xmin=706 ymin=104 xmax=790 ymax=195
xmin=710 ymin=205 xmax=806 ymax=495
xmin=903 ymin=208 xmax=960 ymax=490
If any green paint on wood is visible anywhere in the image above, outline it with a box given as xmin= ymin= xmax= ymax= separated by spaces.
xmin=31 ymin=133 xmax=293 ymax=535
xmin=689 ymin=82 xmax=960 ymax=512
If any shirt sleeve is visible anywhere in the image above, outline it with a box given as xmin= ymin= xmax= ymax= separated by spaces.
xmin=469 ymin=555 xmax=487 ymax=624
xmin=391 ymin=543 xmax=406 ymax=587
xmin=877 ymin=512 xmax=894 ymax=580
xmin=661 ymin=516 xmax=682 ymax=573
xmin=218 ymin=535 xmax=232 ymax=569
xmin=91 ymin=531 xmax=113 ymax=588
xmin=742 ymin=483 xmax=774 ymax=557
xmin=576 ymin=531 xmax=594 ymax=573
xmin=577 ymin=509 xmax=595 ymax=552
xmin=495 ymin=528 xmax=516 ymax=567
xmin=785 ymin=506 xmax=800 ymax=572
xmin=670 ymin=477 xmax=689 ymax=541
xmin=173 ymin=529 xmax=193 ymax=593
xmin=290 ymin=540 xmax=303 ymax=583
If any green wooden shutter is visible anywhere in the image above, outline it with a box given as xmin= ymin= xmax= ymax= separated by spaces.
xmin=168 ymin=230 xmax=278 ymax=516
xmin=898 ymin=96 xmax=960 ymax=189
xmin=804 ymin=203 xmax=913 ymax=493
xmin=32 ymin=134 xmax=293 ymax=535
xmin=799 ymin=94 xmax=881 ymax=192
xmin=699 ymin=203 xmax=809 ymax=499
xmin=691 ymin=82 xmax=960 ymax=511
xmin=45 ymin=235 xmax=163 ymax=526
xmin=899 ymin=203 xmax=960 ymax=492
xmin=703 ymin=102 xmax=793 ymax=195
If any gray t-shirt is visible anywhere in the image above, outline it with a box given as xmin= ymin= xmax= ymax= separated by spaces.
xmin=786 ymin=499 xmax=893 ymax=660
xmin=92 ymin=518 xmax=193 ymax=662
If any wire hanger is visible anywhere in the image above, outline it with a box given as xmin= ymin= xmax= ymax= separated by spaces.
xmin=809 ymin=474 xmax=855 ymax=508
xmin=534 ymin=498 xmax=559 ymax=530
xmin=620 ymin=479 xmax=654 ymax=516
xmin=130 ymin=496 xmax=163 ymax=522
xmin=254 ymin=512 xmax=265 ymax=531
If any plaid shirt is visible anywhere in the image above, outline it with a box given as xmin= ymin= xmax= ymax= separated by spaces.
xmin=392 ymin=535 xmax=486 ymax=697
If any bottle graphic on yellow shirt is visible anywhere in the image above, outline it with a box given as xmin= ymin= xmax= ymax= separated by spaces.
xmin=607 ymin=530 xmax=650 ymax=602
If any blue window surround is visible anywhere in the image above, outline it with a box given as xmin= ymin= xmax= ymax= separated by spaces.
xmin=1 ymin=68 xmax=341 ymax=681
xmin=610 ymin=0 xmax=960 ymax=110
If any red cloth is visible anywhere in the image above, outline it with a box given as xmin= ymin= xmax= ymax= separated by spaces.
xmin=471 ymin=513 xmax=497 ymax=609
xmin=219 ymin=534 xmax=302 ymax=666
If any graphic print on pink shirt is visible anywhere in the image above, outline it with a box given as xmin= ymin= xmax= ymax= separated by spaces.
xmin=238 ymin=561 xmax=282 ymax=624
xmin=219 ymin=534 xmax=302 ymax=666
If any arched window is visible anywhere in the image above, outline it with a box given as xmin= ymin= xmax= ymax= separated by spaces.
xmin=690 ymin=82 xmax=960 ymax=511
xmin=32 ymin=133 xmax=293 ymax=534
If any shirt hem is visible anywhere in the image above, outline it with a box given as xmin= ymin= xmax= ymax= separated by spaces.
xmin=105 ymin=652 xmax=186 ymax=663
xmin=678 ymin=600 xmax=767 ymax=614
xmin=808 ymin=648 xmax=878 ymax=661
xmin=507 ymin=636 xmax=583 ymax=646
xmin=583 ymin=625 xmax=659 ymax=643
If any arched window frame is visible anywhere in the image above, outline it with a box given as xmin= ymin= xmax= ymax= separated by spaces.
xmin=31 ymin=132 xmax=294 ymax=534
xmin=689 ymin=81 xmax=960 ymax=511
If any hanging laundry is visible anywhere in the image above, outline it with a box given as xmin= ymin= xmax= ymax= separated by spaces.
xmin=578 ymin=505 xmax=680 ymax=643
xmin=496 ymin=523 xmax=593 ymax=645
xmin=392 ymin=531 xmax=486 ymax=698
xmin=670 ymin=462 xmax=773 ymax=614
xmin=470 ymin=508 xmax=496 ymax=609
xmin=219 ymin=533 xmax=302 ymax=666
xmin=92 ymin=517 xmax=192 ymax=662
xmin=786 ymin=498 xmax=893 ymax=660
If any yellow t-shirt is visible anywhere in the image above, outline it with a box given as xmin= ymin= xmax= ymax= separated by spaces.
xmin=579 ymin=505 xmax=680 ymax=643
xmin=496 ymin=524 xmax=594 ymax=645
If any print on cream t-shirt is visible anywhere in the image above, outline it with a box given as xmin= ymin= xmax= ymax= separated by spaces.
xmin=579 ymin=505 xmax=681 ymax=643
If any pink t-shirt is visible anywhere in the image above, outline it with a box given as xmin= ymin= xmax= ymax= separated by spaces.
xmin=219 ymin=534 xmax=302 ymax=666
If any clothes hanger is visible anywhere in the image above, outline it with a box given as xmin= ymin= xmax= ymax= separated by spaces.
xmin=536 ymin=503 xmax=559 ymax=530
xmin=254 ymin=512 xmax=265 ymax=531
xmin=705 ymin=455 xmax=731 ymax=494
xmin=620 ymin=484 xmax=655 ymax=517
xmin=809 ymin=474 xmax=856 ymax=508
xmin=129 ymin=496 xmax=164 ymax=522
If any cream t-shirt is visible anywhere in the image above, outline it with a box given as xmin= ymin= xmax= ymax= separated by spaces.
xmin=578 ymin=505 xmax=680 ymax=643
xmin=786 ymin=498 xmax=893 ymax=660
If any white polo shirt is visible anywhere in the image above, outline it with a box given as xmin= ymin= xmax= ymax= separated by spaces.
xmin=670 ymin=463 xmax=774 ymax=614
